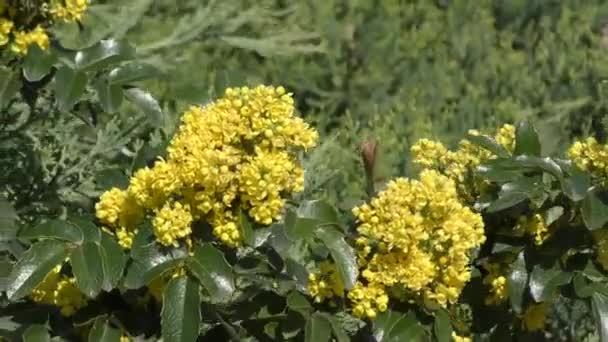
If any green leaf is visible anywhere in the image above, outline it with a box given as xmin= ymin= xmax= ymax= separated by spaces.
xmin=582 ymin=187 xmax=608 ymax=230
xmin=74 ymin=39 xmax=136 ymax=71
xmin=465 ymin=134 xmax=510 ymax=158
xmin=592 ymin=292 xmax=608 ymax=342
xmin=94 ymin=78 xmax=123 ymax=113
xmin=88 ymin=317 xmax=121 ymax=342
xmin=54 ymin=66 xmax=87 ymax=112
xmin=305 ymin=313 xmax=331 ymax=342
xmin=6 ymin=240 xmax=68 ymax=300
xmin=0 ymin=197 xmax=17 ymax=242
xmin=124 ymin=88 xmax=163 ymax=127
xmin=562 ymin=168 xmax=591 ymax=202
xmin=514 ymin=121 xmax=541 ymax=156
xmin=476 ymin=159 xmax=523 ymax=182
xmin=326 ymin=315 xmax=350 ymax=342
xmin=68 ymin=216 xmax=101 ymax=243
xmin=284 ymin=211 xmax=317 ymax=241
xmin=239 ymin=210 xmax=271 ymax=248
xmin=161 ymin=276 xmax=201 ymax=342
xmin=108 ymin=62 xmax=158 ymax=85
xmin=544 ymin=206 xmax=564 ymax=226
xmin=508 ymin=250 xmax=528 ymax=314
xmin=287 ymin=291 xmax=311 ymax=314
xmin=373 ymin=311 xmax=423 ymax=342
xmin=23 ymin=324 xmax=50 ymax=342
xmin=187 ymin=244 xmax=235 ymax=302
xmin=70 ymin=242 xmax=104 ymax=297
xmin=18 ymin=219 xmax=83 ymax=243
xmin=512 ymin=155 xmax=563 ymax=180
xmin=529 ymin=263 xmax=572 ymax=302
xmin=124 ymin=242 xmax=187 ymax=289
xmin=486 ymin=192 xmax=528 ymax=213
xmin=433 ymin=309 xmax=452 ymax=342
xmin=313 ymin=227 xmax=358 ymax=290
xmin=0 ymin=67 xmax=21 ymax=109
xmin=23 ymin=45 xmax=57 ymax=82
xmin=99 ymin=231 xmax=126 ymax=291
xmin=297 ymin=200 xmax=342 ymax=230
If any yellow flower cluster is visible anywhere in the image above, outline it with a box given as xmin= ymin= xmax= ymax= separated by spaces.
xmin=0 ymin=0 xmax=87 ymax=54
xmin=523 ymin=302 xmax=548 ymax=332
xmin=568 ymin=137 xmax=608 ymax=183
xmin=348 ymin=281 xmax=389 ymax=319
xmin=482 ymin=262 xmax=508 ymax=305
xmin=411 ymin=124 xmax=515 ymax=201
xmin=350 ymin=170 xmax=485 ymax=318
xmin=30 ymin=265 xmax=87 ymax=316
xmin=307 ymin=261 xmax=346 ymax=303
xmin=592 ymin=229 xmax=608 ymax=271
xmin=96 ymin=85 xmax=317 ymax=248
xmin=516 ymin=214 xmax=550 ymax=246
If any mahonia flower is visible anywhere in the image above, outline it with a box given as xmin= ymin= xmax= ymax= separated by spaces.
xmin=452 ymin=332 xmax=472 ymax=342
xmin=30 ymin=265 xmax=87 ymax=316
xmin=568 ymin=137 xmax=608 ymax=183
xmin=516 ymin=214 xmax=550 ymax=246
xmin=0 ymin=18 xmax=12 ymax=45
xmin=119 ymin=336 xmax=131 ymax=342
xmin=351 ymin=170 xmax=485 ymax=314
xmin=482 ymin=262 xmax=508 ymax=305
xmin=348 ymin=281 xmax=388 ymax=319
xmin=592 ymin=229 xmax=608 ymax=271
xmin=11 ymin=26 xmax=49 ymax=55
xmin=307 ymin=261 xmax=345 ymax=303
xmin=523 ymin=302 xmax=548 ymax=332
xmin=95 ymin=187 xmax=143 ymax=249
xmin=50 ymin=0 xmax=88 ymax=22
xmin=411 ymin=124 xmax=515 ymax=201
xmin=96 ymin=85 xmax=317 ymax=248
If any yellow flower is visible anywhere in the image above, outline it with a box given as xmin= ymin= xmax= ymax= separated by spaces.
xmin=523 ymin=302 xmax=548 ymax=332
xmin=50 ymin=0 xmax=89 ymax=22
xmin=153 ymin=201 xmax=193 ymax=247
xmin=352 ymin=169 xmax=486 ymax=309
xmin=516 ymin=214 xmax=550 ymax=246
xmin=452 ymin=332 xmax=472 ymax=342
xmin=307 ymin=261 xmax=345 ymax=303
xmin=30 ymin=264 xmax=87 ymax=316
xmin=0 ymin=18 xmax=13 ymax=46
xmin=593 ymin=229 xmax=608 ymax=271
xmin=347 ymin=281 xmax=388 ymax=319
xmin=11 ymin=26 xmax=49 ymax=55
xmin=482 ymin=262 xmax=508 ymax=305
xmin=568 ymin=137 xmax=608 ymax=184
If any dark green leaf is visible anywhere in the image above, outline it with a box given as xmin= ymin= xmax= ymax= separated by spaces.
xmin=161 ymin=276 xmax=201 ymax=342
xmin=314 ymin=227 xmax=358 ymax=290
xmin=0 ymin=67 xmax=21 ymax=109
xmin=187 ymin=244 xmax=235 ymax=302
xmin=592 ymin=292 xmax=608 ymax=342
xmin=476 ymin=159 xmax=523 ymax=183
xmin=239 ymin=210 xmax=270 ymax=248
xmin=99 ymin=231 xmax=126 ymax=291
xmin=285 ymin=258 xmax=309 ymax=292
xmin=6 ymin=240 xmax=68 ymax=300
xmin=23 ymin=324 xmax=50 ymax=342
xmin=71 ymin=242 xmax=104 ymax=297
xmin=297 ymin=200 xmax=342 ymax=230
xmin=512 ymin=155 xmax=563 ymax=180
xmin=573 ymin=274 xmax=608 ymax=298
xmin=94 ymin=78 xmax=123 ymax=113
xmin=74 ymin=39 xmax=135 ymax=71
xmin=582 ymin=187 xmax=608 ymax=230
xmin=284 ymin=211 xmax=316 ymax=241
xmin=305 ymin=313 xmax=331 ymax=342
xmin=124 ymin=242 xmax=187 ymax=289
xmin=0 ymin=197 xmax=17 ymax=242
xmin=108 ymin=62 xmax=158 ymax=85
xmin=124 ymin=88 xmax=163 ymax=127
xmin=0 ymin=316 xmax=19 ymax=331
xmin=508 ymin=250 xmax=528 ymax=314
xmin=287 ymin=291 xmax=311 ymax=314
xmin=23 ymin=45 xmax=57 ymax=82
xmin=0 ymin=258 xmax=12 ymax=292
xmin=465 ymin=134 xmax=510 ymax=158
xmin=529 ymin=263 xmax=572 ymax=302
xmin=514 ymin=121 xmax=541 ymax=156
xmin=486 ymin=192 xmax=528 ymax=213
xmin=326 ymin=315 xmax=349 ymax=342
xmin=19 ymin=219 xmax=83 ymax=243
xmin=544 ymin=206 xmax=564 ymax=226
xmin=88 ymin=317 xmax=121 ymax=342
xmin=562 ymin=167 xmax=591 ymax=202
xmin=433 ymin=309 xmax=452 ymax=342
xmin=54 ymin=66 xmax=87 ymax=112
xmin=389 ymin=312 xmax=424 ymax=342
xmin=68 ymin=216 xmax=101 ymax=243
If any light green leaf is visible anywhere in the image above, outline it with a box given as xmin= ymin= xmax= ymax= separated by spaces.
xmin=99 ymin=231 xmax=127 ymax=291
xmin=373 ymin=311 xmax=424 ymax=342
xmin=582 ymin=187 xmax=608 ymax=230
xmin=161 ymin=276 xmax=201 ymax=342
xmin=23 ymin=324 xmax=50 ymax=342
xmin=592 ymin=292 xmax=608 ymax=342
xmin=108 ymin=62 xmax=158 ymax=85
xmin=54 ymin=66 xmax=87 ymax=112
xmin=486 ymin=192 xmax=528 ymax=213
xmin=305 ymin=312 xmax=331 ymax=342
xmin=19 ymin=219 xmax=83 ymax=243
xmin=529 ymin=263 xmax=572 ymax=302
xmin=88 ymin=317 xmax=121 ymax=342
xmin=0 ymin=197 xmax=17 ymax=242
xmin=514 ymin=120 xmax=541 ymax=156
xmin=124 ymin=88 xmax=163 ymax=127
xmin=512 ymin=155 xmax=563 ymax=180
xmin=286 ymin=291 xmax=311 ymax=314
xmin=314 ymin=227 xmax=358 ymax=290
xmin=434 ymin=309 xmax=452 ymax=342
xmin=68 ymin=216 xmax=101 ymax=243
xmin=75 ymin=39 xmax=136 ymax=71
xmin=23 ymin=45 xmax=57 ymax=82
xmin=94 ymin=78 xmax=123 ymax=113
xmin=187 ymin=244 xmax=235 ymax=302
xmin=6 ymin=240 xmax=68 ymax=300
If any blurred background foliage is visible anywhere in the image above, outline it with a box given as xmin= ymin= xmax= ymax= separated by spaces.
xmin=48 ymin=0 xmax=608 ymax=208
